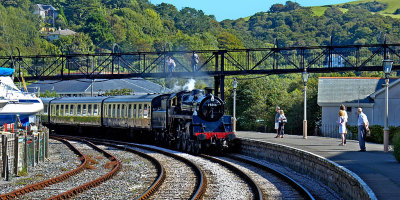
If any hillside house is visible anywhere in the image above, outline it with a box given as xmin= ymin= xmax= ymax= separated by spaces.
xmin=46 ymin=28 xmax=76 ymax=41
xmin=33 ymin=4 xmax=58 ymax=27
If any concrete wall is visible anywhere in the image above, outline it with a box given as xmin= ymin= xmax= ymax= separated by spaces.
xmin=238 ymin=138 xmax=376 ymax=200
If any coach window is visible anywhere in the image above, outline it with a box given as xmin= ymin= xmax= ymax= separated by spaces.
xmin=133 ymin=104 xmax=137 ymax=118
xmin=138 ymin=104 xmax=143 ymax=118
xmin=107 ymin=104 xmax=110 ymax=117
xmin=77 ymin=105 xmax=81 ymax=116
xmin=70 ymin=105 xmax=74 ymax=115
xmin=128 ymin=104 xmax=132 ymax=118
xmin=143 ymin=104 xmax=148 ymax=119
xmin=65 ymin=105 xmax=69 ymax=116
xmin=44 ymin=105 xmax=48 ymax=115
xmin=122 ymin=104 xmax=126 ymax=118
xmin=88 ymin=104 xmax=92 ymax=116
xmin=93 ymin=104 xmax=98 ymax=116
xmin=56 ymin=105 xmax=59 ymax=116
xmin=60 ymin=105 xmax=64 ymax=116
xmin=112 ymin=104 xmax=116 ymax=118
xmin=82 ymin=104 xmax=87 ymax=116
xmin=116 ymin=104 xmax=120 ymax=118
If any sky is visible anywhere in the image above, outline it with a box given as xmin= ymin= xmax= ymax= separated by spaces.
xmin=150 ymin=0 xmax=352 ymax=21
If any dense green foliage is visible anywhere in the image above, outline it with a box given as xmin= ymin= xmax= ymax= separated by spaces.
xmin=2 ymin=0 xmax=400 ymax=135
xmin=104 ymin=88 xmax=133 ymax=96
xmin=394 ymin=133 xmax=400 ymax=162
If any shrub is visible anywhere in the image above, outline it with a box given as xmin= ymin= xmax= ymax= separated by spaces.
xmin=393 ymin=133 xmax=400 ymax=163
xmin=347 ymin=125 xmax=358 ymax=140
xmin=368 ymin=125 xmax=383 ymax=143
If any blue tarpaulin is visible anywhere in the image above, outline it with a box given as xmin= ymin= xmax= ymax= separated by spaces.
xmin=0 ymin=67 xmax=14 ymax=76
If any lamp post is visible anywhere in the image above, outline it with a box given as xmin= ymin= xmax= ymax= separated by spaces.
xmin=383 ymin=58 xmax=393 ymax=152
xmin=232 ymin=78 xmax=238 ymax=133
xmin=302 ymin=71 xmax=309 ymax=139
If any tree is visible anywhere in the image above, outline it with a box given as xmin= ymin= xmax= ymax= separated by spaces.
xmin=82 ymin=12 xmax=115 ymax=47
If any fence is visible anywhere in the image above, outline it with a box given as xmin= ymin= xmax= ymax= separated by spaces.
xmin=0 ymin=128 xmax=49 ymax=181
xmin=318 ymin=124 xmax=357 ymax=140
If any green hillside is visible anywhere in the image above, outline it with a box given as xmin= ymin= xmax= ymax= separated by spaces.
xmin=311 ymin=0 xmax=400 ymax=18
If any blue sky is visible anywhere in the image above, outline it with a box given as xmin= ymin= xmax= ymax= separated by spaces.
xmin=150 ymin=0 xmax=352 ymax=21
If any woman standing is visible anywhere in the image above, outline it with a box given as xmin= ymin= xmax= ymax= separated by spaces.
xmin=337 ymin=110 xmax=346 ymax=146
xmin=340 ymin=104 xmax=348 ymax=144
xmin=276 ymin=110 xmax=287 ymax=138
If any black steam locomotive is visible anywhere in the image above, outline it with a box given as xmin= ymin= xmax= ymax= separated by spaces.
xmin=41 ymin=88 xmax=235 ymax=154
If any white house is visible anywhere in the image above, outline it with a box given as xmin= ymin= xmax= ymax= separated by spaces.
xmin=33 ymin=4 xmax=58 ymax=27
xmin=317 ymin=77 xmax=400 ymax=136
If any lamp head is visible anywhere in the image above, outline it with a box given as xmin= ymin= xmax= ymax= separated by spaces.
xmin=232 ymin=78 xmax=238 ymax=89
xmin=383 ymin=59 xmax=393 ymax=75
xmin=301 ymin=72 xmax=309 ymax=85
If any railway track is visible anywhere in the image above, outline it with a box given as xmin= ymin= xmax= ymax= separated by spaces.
xmin=225 ymin=154 xmax=315 ymax=200
xmin=86 ymin=137 xmax=207 ymax=200
xmin=0 ymin=136 xmax=121 ymax=200
xmin=2 ymin=134 xmax=315 ymax=199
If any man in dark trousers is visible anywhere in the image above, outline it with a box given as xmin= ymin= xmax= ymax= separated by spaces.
xmin=357 ymin=108 xmax=369 ymax=152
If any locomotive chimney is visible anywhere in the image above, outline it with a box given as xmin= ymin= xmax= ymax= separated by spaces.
xmin=205 ymin=87 xmax=213 ymax=95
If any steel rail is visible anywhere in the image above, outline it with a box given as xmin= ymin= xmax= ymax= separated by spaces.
xmin=61 ymin=135 xmax=207 ymax=200
xmin=0 ymin=136 xmax=87 ymax=200
xmin=46 ymin=136 xmax=121 ymax=200
xmin=81 ymin=139 xmax=167 ymax=200
xmin=227 ymin=154 xmax=315 ymax=200
xmin=200 ymin=154 xmax=264 ymax=200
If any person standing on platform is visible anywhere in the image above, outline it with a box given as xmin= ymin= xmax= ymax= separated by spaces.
xmin=340 ymin=104 xmax=348 ymax=144
xmin=337 ymin=110 xmax=346 ymax=146
xmin=357 ymin=108 xmax=369 ymax=152
xmin=277 ymin=110 xmax=287 ymax=138
xmin=274 ymin=106 xmax=280 ymax=138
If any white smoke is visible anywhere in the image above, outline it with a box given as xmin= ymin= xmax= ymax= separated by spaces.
xmin=173 ymin=78 xmax=196 ymax=91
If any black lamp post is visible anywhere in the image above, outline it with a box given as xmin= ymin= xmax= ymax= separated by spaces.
xmin=232 ymin=78 xmax=238 ymax=133
xmin=383 ymin=58 xmax=393 ymax=152
xmin=302 ymin=71 xmax=309 ymax=139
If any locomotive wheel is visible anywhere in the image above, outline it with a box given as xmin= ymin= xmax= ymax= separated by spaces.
xmin=193 ymin=140 xmax=201 ymax=155
xmin=181 ymin=137 xmax=187 ymax=152
xmin=186 ymin=140 xmax=193 ymax=153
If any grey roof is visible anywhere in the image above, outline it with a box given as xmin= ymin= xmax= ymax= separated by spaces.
xmin=48 ymin=29 xmax=76 ymax=36
xmin=28 ymin=78 xmax=171 ymax=95
xmin=36 ymin=4 xmax=57 ymax=11
xmin=317 ymin=77 xmax=398 ymax=105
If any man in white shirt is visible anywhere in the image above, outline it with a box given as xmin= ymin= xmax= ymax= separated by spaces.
xmin=357 ymin=108 xmax=369 ymax=152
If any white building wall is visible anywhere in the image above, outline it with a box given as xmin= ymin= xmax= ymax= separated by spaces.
xmin=372 ymin=84 xmax=400 ymax=126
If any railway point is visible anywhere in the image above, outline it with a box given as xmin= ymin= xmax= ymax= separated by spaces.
xmin=237 ymin=131 xmax=400 ymax=200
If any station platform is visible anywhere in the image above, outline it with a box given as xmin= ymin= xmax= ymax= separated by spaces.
xmin=237 ymin=131 xmax=400 ymax=200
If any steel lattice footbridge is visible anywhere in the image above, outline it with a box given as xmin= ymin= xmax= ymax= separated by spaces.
xmin=1 ymin=42 xmax=399 ymax=99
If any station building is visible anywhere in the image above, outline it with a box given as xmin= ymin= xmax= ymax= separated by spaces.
xmin=27 ymin=78 xmax=170 ymax=97
xmin=317 ymin=77 xmax=400 ymax=136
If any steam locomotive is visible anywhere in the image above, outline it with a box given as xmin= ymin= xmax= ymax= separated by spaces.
xmin=41 ymin=88 xmax=235 ymax=154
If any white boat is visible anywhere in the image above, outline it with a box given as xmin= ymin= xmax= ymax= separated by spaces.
xmin=0 ymin=68 xmax=43 ymax=125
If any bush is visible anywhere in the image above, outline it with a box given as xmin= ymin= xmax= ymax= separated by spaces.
xmin=393 ymin=133 xmax=400 ymax=163
xmin=368 ymin=125 xmax=383 ymax=143
xmin=347 ymin=125 xmax=358 ymax=140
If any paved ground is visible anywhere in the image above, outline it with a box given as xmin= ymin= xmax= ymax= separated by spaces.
xmin=237 ymin=131 xmax=400 ymax=200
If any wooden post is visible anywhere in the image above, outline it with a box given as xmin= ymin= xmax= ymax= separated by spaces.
xmin=45 ymin=130 xmax=49 ymax=159
xmin=41 ymin=133 xmax=45 ymax=162
xmin=32 ymin=136 xmax=35 ymax=167
xmin=14 ymin=133 xmax=18 ymax=175
xmin=24 ymin=133 xmax=28 ymax=172
xmin=2 ymin=135 xmax=7 ymax=178
xmin=35 ymin=135 xmax=39 ymax=165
